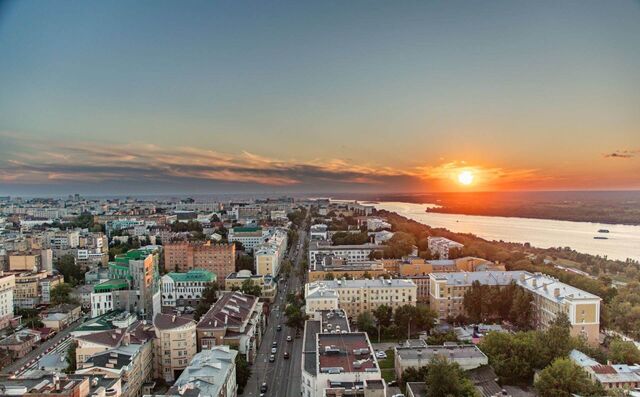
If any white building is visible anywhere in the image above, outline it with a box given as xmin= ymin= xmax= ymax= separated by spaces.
xmin=160 ymin=269 xmax=216 ymax=307
xmin=427 ymin=236 xmax=464 ymax=259
xmin=0 ymin=273 xmax=15 ymax=330
xmin=366 ymin=218 xmax=391 ymax=231
xmin=308 ymin=241 xmax=381 ymax=268
xmin=227 ymin=226 xmax=269 ymax=251
xmin=309 ymin=224 xmax=329 ymax=241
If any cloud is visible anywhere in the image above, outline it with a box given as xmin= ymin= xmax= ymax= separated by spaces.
xmin=0 ymin=132 xmax=549 ymax=193
xmin=604 ymin=149 xmax=639 ymax=159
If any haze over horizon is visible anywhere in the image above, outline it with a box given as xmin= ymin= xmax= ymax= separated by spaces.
xmin=1 ymin=0 xmax=639 ymax=195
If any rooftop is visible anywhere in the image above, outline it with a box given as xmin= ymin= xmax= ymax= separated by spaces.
xmin=317 ymin=333 xmax=378 ymax=374
xmin=153 ymin=313 xmax=195 ymax=331
xmin=308 ymin=278 xmax=416 ymax=290
xmin=168 ymin=346 xmax=237 ymax=397
xmin=94 ymin=278 xmax=129 ymax=293
xmin=396 ymin=344 xmax=488 ymax=362
xmin=165 ymin=269 xmax=215 ymax=283
xmin=197 ymin=291 xmax=258 ymax=330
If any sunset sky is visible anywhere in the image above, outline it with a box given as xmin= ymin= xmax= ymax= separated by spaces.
xmin=1 ymin=1 xmax=639 ymax=195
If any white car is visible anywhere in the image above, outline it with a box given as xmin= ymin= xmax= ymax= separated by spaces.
xmin=375 ymin=351 xmax=387 ymax=359
xmin=271 ymin=347 xmax=277 ymax=354
xmin=287 ymin=335 xmax=292 ymax=342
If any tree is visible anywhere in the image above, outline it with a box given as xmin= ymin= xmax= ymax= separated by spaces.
xmin=534 ymin=358 xmax=604 ymax=397
xmin=51 ymin=283 xmax=78 ymax=306
xmin=240 ymin=279 xmax=262 ymax=298
xmin=425 ymin=355 xmax=479 ymax=397
xmin=235 ymin=254 xmax=254 ymax=272
xmin=234 ymin=350 xmax=251 ymax=394
xmin=372 ymin=305 xmax=393 ymax=328
xmin=608 ymin=338 xmax=640 ymax=364
xmin=65 ymin=342 xmax=77 ymax=374
xmin=356 ymin=311 xmax=376 ymax=335
xmin=539 ymin=313 xmax=572 ymax=366
xmin=324 ymin=272 xmax=335 ymax=281
xmin=56 ymin=254 xmax=84 ymax=285
xmin=194 ymin=284 xmax=219 ymax=321
xmin=393 ymin=305 xmax=437 ymax=338
xmin=383 ymin=232 xmax=416 ymax=258
xmin=427 ymin=331 xmax=459 ymax=345
xmin=401 ymin=366 xmax=428 ymax=383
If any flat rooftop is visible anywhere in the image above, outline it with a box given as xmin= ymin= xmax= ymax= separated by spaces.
xmin=319 ymin=309 xmax=350 ymax=332
xmin=396 ymin=344 xmax=487 ymax=361
xmin=318 ymin=333 xmax=377 ymax=374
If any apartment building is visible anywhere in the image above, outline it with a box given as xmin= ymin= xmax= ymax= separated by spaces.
xmin=163 ymin=241 xmax=235 ymax=281
xmin=225 ymin=270 xmax=277 ymax=302
xmin=153 ymin=313 xmax=197 ymax=382
xmin=309 ymin=224 xmax=328 ymax=241
xmin=427 ymin=237 xmax=464 ymax=259
xmin=196 ymin=291 xmax=264 ymax=363
xmin=162 ymin=346 xmax=238 ymax=397
xmin=227 ymin=226 xmax=269 ymax=251
xmin=308 ymin=241 xmax=382 ymax=269
xmin=307 ymin=257 xmax=388 ymax=282
xmin=304 ymin=278 xmax=417 ymax=317
xmin=7 ymin=251 xmax=41 ymax=271
xmin=254 ymin=228 xmax=288 ymax=276
xmin=570 ymin=349 xmax=640 ymax=392
xmin=160 ymin=269 xmax=216 ymax=307
xmin=301 ymin=322 xmax=386 ymax=397
xmin=107 ymin=247 xmax=162 ymax=320
xmin=365 ymin=217 xmax=391 ymax=231
xmin=13 ymin=271 xmax=48 ymax=308
xmin=0 ymin=273 xmax=14 ymax=330
xmin=429 ymin=271 xmax=602 ymax=345
xmin=395 ymin=342 xmax=488 ymax=380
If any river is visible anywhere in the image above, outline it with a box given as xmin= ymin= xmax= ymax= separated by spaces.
xmin=372 ymin=201 xmax=640 ymax=262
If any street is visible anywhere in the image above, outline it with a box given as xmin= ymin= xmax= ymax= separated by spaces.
xmin=243 ymin=213 xmax=308 ymax=397
xmin=1 ymin=318 xmax=82 ymax=375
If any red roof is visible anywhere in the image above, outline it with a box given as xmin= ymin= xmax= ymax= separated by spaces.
xmin=318 ymin=333 xmax=377 ymax=373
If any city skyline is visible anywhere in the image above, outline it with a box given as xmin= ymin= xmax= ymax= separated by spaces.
xmin=1 ymin=0 xmax=639 ymax=195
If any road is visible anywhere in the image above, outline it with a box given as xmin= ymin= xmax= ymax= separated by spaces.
xmin=244 ymin=212 xmax=309 ymax=397
xmin=1 ymin=318 xmax=82 ymax=375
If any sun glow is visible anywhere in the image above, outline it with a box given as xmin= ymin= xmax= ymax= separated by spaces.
xmin=458 ymin=170 xmax=474 ymax=185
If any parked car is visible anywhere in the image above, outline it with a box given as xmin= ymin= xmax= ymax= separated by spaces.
xmin=375 ymin=351 xmax=387 ymax=359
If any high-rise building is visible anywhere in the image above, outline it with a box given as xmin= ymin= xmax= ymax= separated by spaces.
xmin=163 ymin=241 xmax=235 ymax=281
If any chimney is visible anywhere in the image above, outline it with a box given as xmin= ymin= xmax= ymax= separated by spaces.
xmin=554 ymin=288 xmax=560 ymax=298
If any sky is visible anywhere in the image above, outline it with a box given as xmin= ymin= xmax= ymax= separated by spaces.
xmin=0 ymin=0 xmax=639 ymax=195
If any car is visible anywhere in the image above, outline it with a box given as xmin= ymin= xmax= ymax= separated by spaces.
xmin=260 ymin=383 xmax=268 ymax=393
xmin=391 ymin=394 xmax=405 ymax=397
xmin=287 ymin=335 xmax=292 ymax=342
xmin=269 ymin=354 xmax=275 ymax=362
xmin=271 ymin=347 xmax=277 ymax=354
xmin=387 ymin=380 xmax=398 ymax=387
xmin=277 ymin=324 xmax=282 ymax=331
xmin=375 ymin=351 xmax=387 ymax=359
xmin=284 ymin=351 xmax=290 ymax=359
xmin=272 ymin=341 xmax=277 ymax=347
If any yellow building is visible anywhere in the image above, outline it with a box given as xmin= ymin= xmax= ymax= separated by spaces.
xmin=153 ymin=313 xmax=197 ymax=382
xmin=8 ymin=253 xmax=40 ymax=272
xmin=428 ymin=271 xmax=601 ymax=345
xmin=13 ymin=271 xmax=47 ymax=308
xmin=225 ymin=270 xmax=277 ymax=302
xmin=304 ymin=278 xmax=417 ymax=317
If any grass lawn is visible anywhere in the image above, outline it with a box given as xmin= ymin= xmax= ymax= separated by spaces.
xmin=378 ymin=349 xmax=396 ymax=382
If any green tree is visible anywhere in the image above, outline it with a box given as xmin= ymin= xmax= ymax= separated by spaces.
xmin=50 ymin=283 xmax=78 ymax=306
xmin=425 ymin=355 xmax=480 ymax=397
xmin=65 ymin=342 xmax=77 ymax=374
xmin=383 ymin=232 xmax=416 ymax=258
xmin=372 ymin=305 xmax=393 ymax=328
xmin=356 ymin=311 xmax=376 ymax=335
xmin=534 ymin=358 xmax=604 ymax=397
xmin=426 ymin=331 xmax=459 ymax=345
xmin=240 ymin=279 xmax=262 ymax=298
xmin=324 ymin=272 xmax=335 ymax=281
xmin=401 ymin=366 xmax=428 ymax=383
xmin=539 ymin=313 xmax=572 ymax=366
xmin=608 ymin=338 xmax=640 ymax=364
xmin=234 ymin=350 xmax=251 ymax=394
xmin=235 ymin=254 xmax=254 ymax=272
xmin=56 ymin=254 xmax=84 ymax=285
xmin=193 ymin=284 xmax=219 ymax=321
xmin=393 ymin=305 xmax=437 ymax=338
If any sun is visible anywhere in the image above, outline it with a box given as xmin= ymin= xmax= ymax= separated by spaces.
xmin=457 ymin=170 xmax=474 ymax=185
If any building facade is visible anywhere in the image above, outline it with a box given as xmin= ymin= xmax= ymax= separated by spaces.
xmin=160 ymin=269 xmax=216 ymax=307
xmin=163 ymin=241 xmax=235 ymax=281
